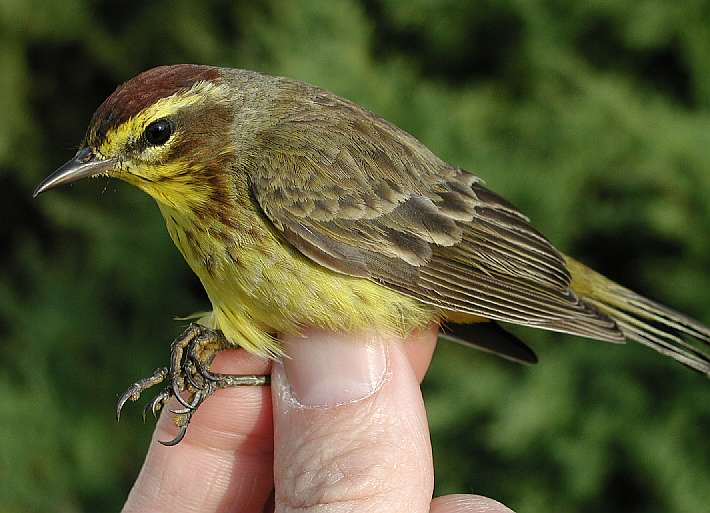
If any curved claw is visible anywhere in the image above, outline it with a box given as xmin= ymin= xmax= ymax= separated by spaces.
xmin=192 ymin=357 xmax=220 ymax=382
xmin=169 ymin=390 xmax=206 ymax=415
xmin=171 ymin=380 xmax=195 ymax=410
xmin=159 ymin=425 xmax=188 ymax=446
xmin=116 ymin=386 xmax=139 ymax=422
xmin=151 ymin=402 xmax=163 ymax=419
xmin=169 ymin=406 xmax=192 ymax=415
xmin=153 ymin=389 xmax=171 ymax=415
xmin=184 ymin=369 xmax=201 ymax=390
xmin=116 ymin=367 xmax=168 ymax=421
xmin=142 ymin=391 xmax=167 ymax=422
xmin=183 ymin=359 xmax=206 ymax=390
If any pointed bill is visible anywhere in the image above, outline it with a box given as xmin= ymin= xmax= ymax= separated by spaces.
xmin=33 ymin=147 xmax=117 ymax=197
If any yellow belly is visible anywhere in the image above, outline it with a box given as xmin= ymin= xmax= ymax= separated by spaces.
xmin=203 ymin=243 xmax=441 ymax=356
xmin=158 ymin=197 xmax=496 ymax=357
xmin=161 ymin=205 xmax=440 ymax=356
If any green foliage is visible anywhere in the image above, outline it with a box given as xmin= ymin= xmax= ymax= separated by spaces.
xmin=1 ymin=1 xmax=709 ymax=511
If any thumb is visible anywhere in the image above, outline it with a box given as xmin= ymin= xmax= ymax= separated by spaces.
xmin=271 ymin=329 xmax=436 ymax=513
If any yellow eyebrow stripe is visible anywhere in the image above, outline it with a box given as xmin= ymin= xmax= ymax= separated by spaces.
xmin=95 ymin=81 xmax=228 ymax=157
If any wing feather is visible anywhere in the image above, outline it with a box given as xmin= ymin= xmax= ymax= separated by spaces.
xmin=248 ymin=80 xmax=623 ymax=342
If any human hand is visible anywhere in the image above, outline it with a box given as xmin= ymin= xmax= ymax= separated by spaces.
xmin=121 ymin=326 xmax=514 ymax=513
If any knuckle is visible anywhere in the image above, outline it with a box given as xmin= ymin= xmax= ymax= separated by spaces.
xmin=276 ymin=419 xmax=410 ymax=512
xmin=280 ymin=443 xmax=397 ymax=511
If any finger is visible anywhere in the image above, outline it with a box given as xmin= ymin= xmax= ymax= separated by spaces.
xmin=122 ymin=349 xmax=274 ymax=513
xmin=430 ymin=495 xmax=516 ymax=513
xmin=272 ymin=328 xmax=438 ymax=513
xmin=404 ymin=325 xmax=439 ymax=382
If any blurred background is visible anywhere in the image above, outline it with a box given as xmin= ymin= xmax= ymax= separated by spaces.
xmin=2 ymin=0 xmax=710 ymax=511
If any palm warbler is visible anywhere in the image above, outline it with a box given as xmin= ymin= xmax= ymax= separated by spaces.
xmin=34 ymin=65 xmax=710 ymax=445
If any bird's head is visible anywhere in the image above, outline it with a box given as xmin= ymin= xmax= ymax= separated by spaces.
xmin=34 ymin=65 xmax=240 ymax=215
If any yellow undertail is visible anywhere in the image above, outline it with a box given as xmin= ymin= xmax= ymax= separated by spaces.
xmin=566 ymin=256 xmax=710 ymax=375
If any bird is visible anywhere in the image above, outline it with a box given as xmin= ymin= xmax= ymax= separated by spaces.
xmin=34 ymin=64 xmax=710 ymax=445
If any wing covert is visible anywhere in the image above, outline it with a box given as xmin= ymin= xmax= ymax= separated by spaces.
xmin=248 ymin=81 xmax=622 ymax=341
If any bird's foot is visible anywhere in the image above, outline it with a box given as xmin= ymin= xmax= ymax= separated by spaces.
xmin=116 ymin=323 xmax=270 ymax=446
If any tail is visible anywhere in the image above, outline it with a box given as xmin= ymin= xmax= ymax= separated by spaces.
xmin=566 ymin=257 xmax=710 ymax=376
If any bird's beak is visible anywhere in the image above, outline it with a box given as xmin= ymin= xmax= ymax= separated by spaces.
xmin=33 ymin=147 xmax=117 ymax=198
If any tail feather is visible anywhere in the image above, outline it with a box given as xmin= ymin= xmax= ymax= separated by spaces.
xmin=585 ymin=298 xmax=710 ymax=372
xmin=620 ymin=294 xmax=710 ymax=340
xmin=567 ymin=257 xmax=710 ymax=376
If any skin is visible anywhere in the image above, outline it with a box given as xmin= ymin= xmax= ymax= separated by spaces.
xmin=122 ymin=328 xmax=515 ymax=513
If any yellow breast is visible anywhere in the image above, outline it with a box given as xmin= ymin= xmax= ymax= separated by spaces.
xmin=159 ymin=203 xmax=439 ymax=357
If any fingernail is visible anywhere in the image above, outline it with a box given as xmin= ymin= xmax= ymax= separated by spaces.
xmin=278 ymin=330 xmax=388 ymax=407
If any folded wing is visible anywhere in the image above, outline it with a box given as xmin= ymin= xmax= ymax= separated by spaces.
xmin=249 ymin=81 xmax=624 ymax=344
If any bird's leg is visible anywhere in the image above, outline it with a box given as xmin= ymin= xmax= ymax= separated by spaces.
xmin=116 ymin=322 xmax=270 ymax=446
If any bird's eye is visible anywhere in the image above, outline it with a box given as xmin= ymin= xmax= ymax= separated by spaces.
xmin=144 ymin=119 xmax=173 ymax=146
